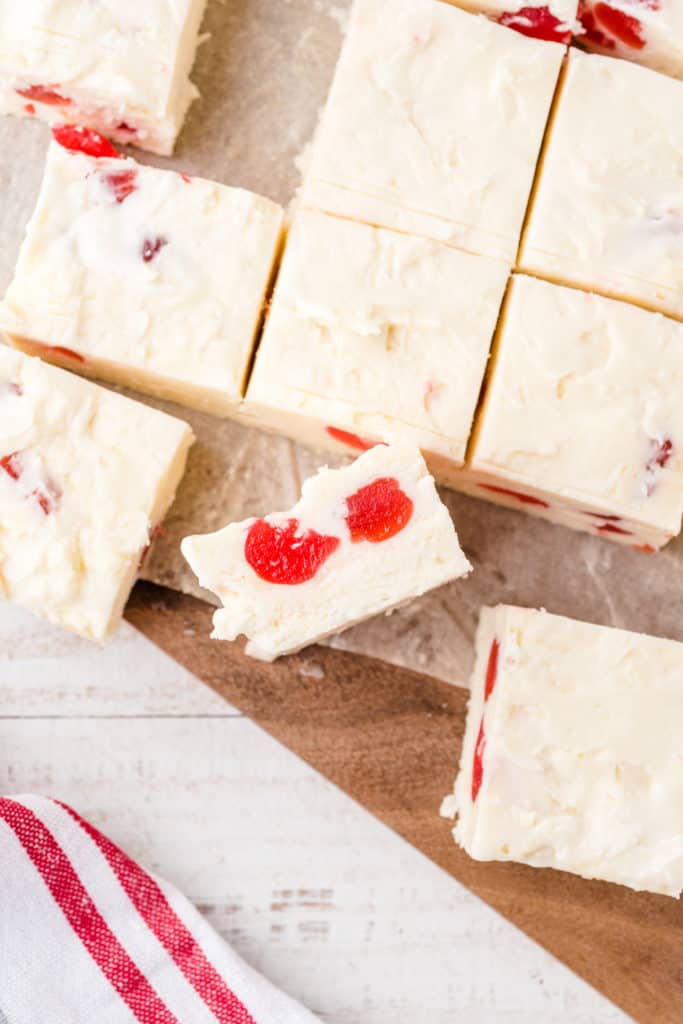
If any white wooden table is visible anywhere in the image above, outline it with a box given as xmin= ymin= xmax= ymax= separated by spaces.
xmin=0 ymin=602 xmax=630 ymax=1023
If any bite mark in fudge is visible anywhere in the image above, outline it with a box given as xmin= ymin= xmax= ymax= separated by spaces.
xmin=181 ymin=445 xmax=471 ymax=661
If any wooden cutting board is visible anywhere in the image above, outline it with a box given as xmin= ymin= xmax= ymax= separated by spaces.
xmin=127 ymin=581 xmax=683 ymax=1024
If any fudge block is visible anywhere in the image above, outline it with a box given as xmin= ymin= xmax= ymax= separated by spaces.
xmin=244 ymin=209 xmax=510 ymax=473
xmin=0 ymin=347 xmax=193 ymax=640
xmin=444 ymin=605 xmax=683 ymax=896
xmin=464 ymin=274 xmax=683 ymax=550
xmin=576 ymin=0 xmax=683 ymax=83
xmin=0 ymin=0 xmax=208 ymax=155
xmin=0 ymin=134 xmax=284 ymax=417
xmin=181 ymin=444 xmax=471 ymax=661
xmin=520 ymin=50 xmax=683 ymax=320
xmin=445 ymin=0 xmax=577 ymax=42
xmin=301 ymin=0 xmax=565 ymax=262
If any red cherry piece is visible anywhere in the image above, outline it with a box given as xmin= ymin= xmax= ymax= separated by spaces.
xmin=498 ymin=5 xmax=571 ymax=42
xmin=597 ymin=522 xmax=633 ymax=536
xmin=43 ymin=344 xmax=85 ymax=364
xmin=471 ymin=720 xmax=486 ymax=803
xmin=245 ymin=517 xmax=340 ymax=585
xmin=345 ymin=477 xmax=414 ymax=544
xmin=325 ymin=426 xmax=378 ymax=451
xmin=0 ymin=452 xmax=23 ymax=481
xmin=479 ymin=483 xmax=550 ymax=509
xmin=633 ymin=543 xmax=656 ymax=554
xmin=484 ymin=639 xmax=500 ymax=701
xmin=647 ymin=438 xmax=673 ymax=472
xmin=102 ymin=169 xmax=137 ymax=204
xmin=16 ymin=84 xmax=71 ymax=106
xmin=24 ymin=103 xmax=36 ymax=115
xmin=594 ymin=2 xmax=645 ymax=46
xmin=578 ymin=5 xmax=617 ymax=46
xmin=33 ymin=480 xmax=61 ymax=516
xmin=583 ymin=511 xmax=622 ymax=521
xmin=179 ymin=173 xmax=192 ymax=184
xmin=52 ymin=124 xmax=120 ymax=159
xmin=115 ymin=121 xmax=137 ymax=135
xmin=142 ymin=236 xmax=168 ymax=263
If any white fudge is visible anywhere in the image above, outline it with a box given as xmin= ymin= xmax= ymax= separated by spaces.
xmin=445 ymin=605 xmax=683 ymax=897
xmin=302 ymin=0 xmax=565 ymax=262
xmin=0 ymin=0 xmax=208 ymax=155
xmin=445 ymin=0 xmax=577 ymax=41
xmin=464 ymin=274 xmax=683 ymax=550
xmin=0 ymin=136 xmax=283 ymax=416
xmin=520 ymin=50 xmax=683 ymax=320
xmin=181 ymin=444 xmax=471 ymax=661
xmin=244 ymin=209 xmax=509 ymax=474
xmin=0 ymin=347 xmax=193 ymax=641
xmin=577 ymin=0 xmax=683 ymax=82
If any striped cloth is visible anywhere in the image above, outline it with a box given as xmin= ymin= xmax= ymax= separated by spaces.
xmin=0 ymin=795 xmax=320 ymax=1024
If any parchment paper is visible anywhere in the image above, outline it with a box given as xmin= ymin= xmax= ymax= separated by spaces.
xmin=2 ymin=0 xmax=683 ymax=686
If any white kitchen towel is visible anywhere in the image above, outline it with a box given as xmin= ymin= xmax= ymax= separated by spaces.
xmin=0 ymin=795 xmax=320 ymax=1024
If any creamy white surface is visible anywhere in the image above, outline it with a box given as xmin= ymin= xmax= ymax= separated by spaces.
xmin=0 ymin=347 xmax=193 ymax=640
xmin=245 ymin=209 xmax=509 ymax=466
xmin=468 ymin=274 xmax=683 ymax=547
xmin=0 ymin=0 xmax=208 ymax=154
xmin=577 ymin=0 xmax=683 ymax=82
xmin=303 ymin=0 xmax=564 ymax=260
xmin=521 ymin=50 xmax=683 ymax=319
xmin=448 ymin=604 xmax=683 ymax=896
xmin=0 ymin=143 xmax=283 ymax=416
xmin=182 ymin=444 xmax=471 ymax=661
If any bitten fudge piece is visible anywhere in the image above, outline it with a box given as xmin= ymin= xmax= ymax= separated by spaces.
xmin=0 ymin=0 xmax=208 ymax=155
xmin=577 ymin=0 xmax=683 ymax=82
xmin=0 ymin=347 xmax=193 ymax=640
xmin=301 ymin=0 xmax=564 ymax=262
xmin=464 ymin=274 xmax=683 ymax=550
xmin=520 ymin=51 xmax=683 ymax=320
xmin=444 ymin=605 xmax=683 ymax=896
xmin=445 ymin=0 xmax=577 ymax=43
xmin=0 ymin=133 xmax=284 ymax=417
xmin=244 ymin=209 xmax=509 ymax=475
xmin=181 ymin=444 xmax=471 ymax=661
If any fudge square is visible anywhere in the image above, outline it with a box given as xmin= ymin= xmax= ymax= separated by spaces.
xmin=0 ymin=132 xmax=284 ymax=417
xmin=465 ymin=274 xmax=683 ymax=550
xmin=520 ymin=50 xmax=683 ymax=320
xmin=181 ymin=444 xmax=471 ymax=661
xmin=301 ymin=0 xmax=565 ymax=262
xmin=445 ymin=605 xmax=683 ymax=896
xmin=0 ymin=347 xmax=193 ymax=641
xmin=577 ymin=0 xmax=683 ymax=83
xmin=245 ymin=208 xmax=510 ymax=474
xmin=0 ymin=0 xmax=208 ymax=155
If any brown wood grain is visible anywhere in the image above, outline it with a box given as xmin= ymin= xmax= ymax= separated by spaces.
xmin=127 ymin=581 xmax=683 ymax=1024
